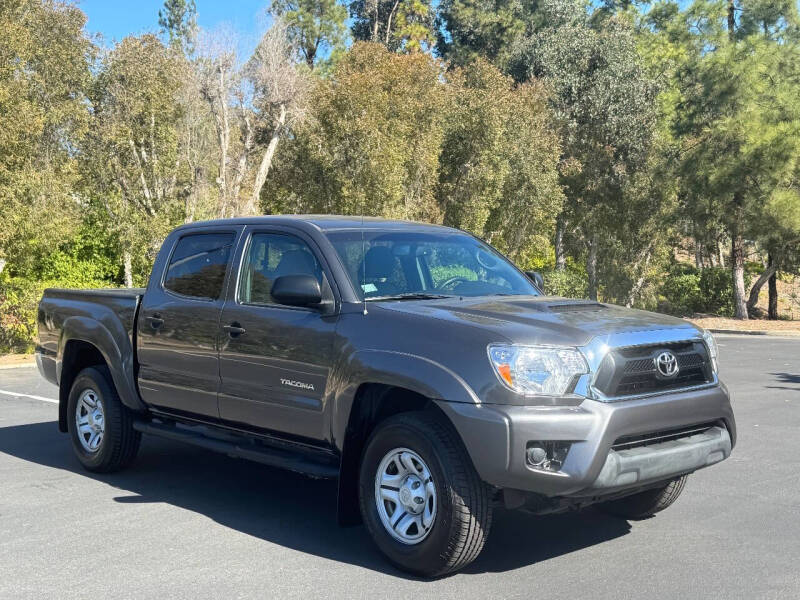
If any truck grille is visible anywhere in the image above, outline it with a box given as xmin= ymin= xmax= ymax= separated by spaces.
xmin=593 ymin=341 xmax=712 ymax=399
xmin=612 ymin=422 xmax=718 ymax=451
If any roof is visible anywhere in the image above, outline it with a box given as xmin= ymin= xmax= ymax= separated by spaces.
xmin=173 ymin=215 xmax=457 ymax=233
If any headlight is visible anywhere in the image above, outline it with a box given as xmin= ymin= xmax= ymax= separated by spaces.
xmin=702 ymin=329 xmax=719 ymax=374
xmin=488 ymin=344 xmax=588 ymax=396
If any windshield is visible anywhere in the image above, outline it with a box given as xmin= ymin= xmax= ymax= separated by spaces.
xmin=326 ymin=229 xmax=540 ymax=300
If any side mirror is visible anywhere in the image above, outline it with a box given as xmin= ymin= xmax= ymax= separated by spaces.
xmin=524 ymin=270 xmax=544 ymax=292
xmin=271 ymin=275 xmax=322 ymax=307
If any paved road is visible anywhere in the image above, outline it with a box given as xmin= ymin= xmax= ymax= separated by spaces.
xmin=1 ymin=335 xmax=798 ymax=599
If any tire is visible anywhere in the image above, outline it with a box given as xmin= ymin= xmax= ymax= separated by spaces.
xmin=67 ymin=366 xmax=141 ymax=473
xmin=358 ymin=411 xmax=492 ymax=577
xmin=596 ymin=476 xmax=688 ymax=520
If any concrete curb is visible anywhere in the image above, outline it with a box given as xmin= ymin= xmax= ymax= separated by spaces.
xmin=0 ymin=361 xmax=36 ymax=370
xmin=708 ymin=328 xmax=800 ymax=337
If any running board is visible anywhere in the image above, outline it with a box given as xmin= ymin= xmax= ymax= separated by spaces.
xmin=133 ymin=420 xmax=339 ymax=479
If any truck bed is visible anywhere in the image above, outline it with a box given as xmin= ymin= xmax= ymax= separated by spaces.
xmin=36 ymin=287 xmax=144 ymax=412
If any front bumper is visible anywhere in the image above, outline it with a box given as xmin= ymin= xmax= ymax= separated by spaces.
xmin=436 ymin=383 xmax=735 ymax=498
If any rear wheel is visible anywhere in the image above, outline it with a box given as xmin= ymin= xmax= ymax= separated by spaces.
xmin=67 ymin=366 xmax=141 ymax=473
xmin=358 ymin=412 xmax=492 ymax=577
xmin=596 ymin=476 xmax=688 ymax=519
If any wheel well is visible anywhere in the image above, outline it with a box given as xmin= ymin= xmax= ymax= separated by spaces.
xmin=336 ymin=383 xmax=452 ymax=526
xmin=58 ymin=341 xmax=107 ymax=433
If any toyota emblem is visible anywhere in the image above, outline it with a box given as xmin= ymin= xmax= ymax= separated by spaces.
xmin=655 ymin=351 xmax=679 ymax=378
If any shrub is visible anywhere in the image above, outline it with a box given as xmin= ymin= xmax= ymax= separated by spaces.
xmin=659 ymin=264 xmax=753 ymax=317
xmin=0 ymin=274 xmax=113 ymax=354
xmin=660 ymin=271 xmax=702 ymax=315
xmin=540 ymin=267 xmax=589 ymax=299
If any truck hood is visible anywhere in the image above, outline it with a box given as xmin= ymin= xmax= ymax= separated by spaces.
xmin=378 ymin=295 xmax=700 ymax=347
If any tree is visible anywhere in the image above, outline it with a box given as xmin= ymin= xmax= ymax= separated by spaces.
xmin=0 ymin=0 xmax=92 ymax=277
xmin=511 ymin=0 xmax=661 ymax=300
xmin=676 ymin=0 xmax=800 ymax=318
xmin=270 ymin=0 xmax=348 ymax=69
xmin=349 ymin=0 xmax=435 ymax=51
xmin=159 ymin=0 xmax=197 ymax=54
xmin=245 ymin=19 xmax=309 ymax=213
xmin=197 ymin=20 xmax=307 ymax=217
xmin=437 ymin=59 xmax=563 ymax=259
xmin=436 ymin=0 xmax=534 ymax=68
xmin=84 ymin=35 xmax=187 ymax=286
xmin=262 ymin=43 xmax=446 ymax=219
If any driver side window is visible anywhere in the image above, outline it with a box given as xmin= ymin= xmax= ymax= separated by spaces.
xmin=238 ymin=233 xmax=322 ymax=305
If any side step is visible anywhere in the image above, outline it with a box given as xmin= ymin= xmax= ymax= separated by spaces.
xmin=133 ymin=420 xmax=339 ymax=479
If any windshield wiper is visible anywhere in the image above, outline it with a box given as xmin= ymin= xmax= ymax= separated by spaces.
xmin=366 ymin=292 xmax=453 ymax=301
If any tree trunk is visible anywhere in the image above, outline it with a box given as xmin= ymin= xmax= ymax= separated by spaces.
xmin=728 ymin=0 xmax=736 ymax=39
xmin=625 ymin=247 xmax=653 ymax=308
xmin=370 ymin=0 xmax=379 ymax=41
xmin=768 ymin=253 xmax=779 ymax=319
xmin=246 ymin=104 xmax=285 ymax=216
xmin=385 ymin=0 xmax=401 ymax=45
xmin=123 ymin=251 xmax=133 ymax=288
xmin=731 ymin=232 xmax=747 ymax=319
xmin=0 ymin=258 xmax=5 ymax=275
xmin=694 ymin=228 xmax=704 ymax=268
xmin=746 ymin=263 xmax=777 ymax=314
xmin=555 ymin=216 xmax=566 ymax=271
xmin=587 ymin=235 xmax=598 ymax=301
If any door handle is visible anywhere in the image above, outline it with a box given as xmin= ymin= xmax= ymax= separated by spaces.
xmin=146 ymin=314 xmax=164 ymax=329
xmin=223 ymin=323 xmax=246 ymax=337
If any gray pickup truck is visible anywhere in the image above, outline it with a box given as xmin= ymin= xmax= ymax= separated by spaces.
xmin=36 ymin=216 xmax=735 ymax=576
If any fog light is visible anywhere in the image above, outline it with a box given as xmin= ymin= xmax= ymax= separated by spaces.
xmin=526 ymin=441 xmax=571 ymax=472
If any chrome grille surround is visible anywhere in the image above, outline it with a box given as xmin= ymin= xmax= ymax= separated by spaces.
xmin=573 ymin=328 xmax=719 ymax=403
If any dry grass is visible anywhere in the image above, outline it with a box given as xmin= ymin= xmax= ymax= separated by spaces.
xmin=689 ymin=317 xmax=800 ymax=333
xmin=0 ymin=353 xmax=34 ymax=366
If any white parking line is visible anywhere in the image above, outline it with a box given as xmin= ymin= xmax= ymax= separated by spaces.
xmin=0 ymin=389 xmax=58 ymax=404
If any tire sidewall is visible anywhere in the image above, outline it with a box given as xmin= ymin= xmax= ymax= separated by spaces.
xmin=358 ymin=418 xmax=457 ymax=575
xmin=67 ymin=368 xmax=115 ymax=470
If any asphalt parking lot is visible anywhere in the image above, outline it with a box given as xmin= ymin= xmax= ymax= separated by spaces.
xmin=1 ymin=334 xmax=798 ymax=599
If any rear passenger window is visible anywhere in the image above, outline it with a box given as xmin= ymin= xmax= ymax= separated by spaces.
xmin=164 ymin=232 xmax=235 ymax=299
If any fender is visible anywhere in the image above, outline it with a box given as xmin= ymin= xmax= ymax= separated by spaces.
xmin=330 ymin=349 xmax=480 ymax=451
xmin=58 ymin=316 xmax=146 ymax=413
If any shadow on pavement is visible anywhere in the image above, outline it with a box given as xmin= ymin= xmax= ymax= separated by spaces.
xmin=0 ymin=420 xmax=631 ymax=578
xmin=766 ymin=372 xmax=800 ymax=390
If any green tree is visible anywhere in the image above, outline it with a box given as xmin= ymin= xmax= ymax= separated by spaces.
xmin=83 ymin=35 xmax=188 ymax=286
xmin=673 ymin=0 xmax=800 ymax=318
xmin=511 ymin=0 xmax=661 ymax=300
xmin=437 ymin=59 xmax=563 ymax=260
xmin=158 ymin=0 xmax=197 ymax=54
xmin=270 ymin=0 xmax=349 ymax=69
xmin=263 ymin=43 xmax=446 ymax=219
xmin=678 ymin=38 xmax=800 ymax=318
xmin=349 ymin=0 xmax=436 ymax=51
xmin=0 ymin=0 xmax=92 ymax=277
xmin=436 ymin=0 xmax=535 ymax=68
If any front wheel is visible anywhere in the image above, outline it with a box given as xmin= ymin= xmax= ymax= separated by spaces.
xmin=67 ymin=366 xmax=141 ymax=473
xmin=358 ymin=412 xmax=492 ymax=577
xmin=596 ymin=476 xmax=688 ymax=519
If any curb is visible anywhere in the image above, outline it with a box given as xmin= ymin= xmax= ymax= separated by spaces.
xmin=708 ymin=328 xmax=800 ymax=337
xmin=0 ymin=361 xmax=36 ymax=370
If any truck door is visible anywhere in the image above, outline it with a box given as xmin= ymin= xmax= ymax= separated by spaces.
xmin=217 ymin=228 xmax=338 ymax=441
xmin=137 ymin=228 xmax=240 ymax=418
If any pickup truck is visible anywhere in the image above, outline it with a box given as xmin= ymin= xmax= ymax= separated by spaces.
xmin=36 ymin=216 xmax=736 ymax=576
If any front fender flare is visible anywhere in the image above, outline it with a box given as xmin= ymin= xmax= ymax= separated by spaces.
xmin=331 ymin=349 xmax=480 ymax=450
